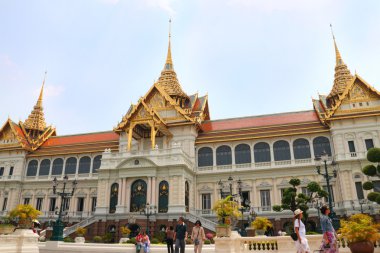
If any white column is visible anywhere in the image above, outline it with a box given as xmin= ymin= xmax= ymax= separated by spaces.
xmin=151 ymin=177 xmax=156 ymax=206
xmin=125 ymin=178 xmax=130 ymax=211
xmin=117 ymin=179 xmax=122 ymax=206
xmin=147 ymin=177 xmax=152 ymax=204
xmin=122 ymin=178 xmax=127 ymax=206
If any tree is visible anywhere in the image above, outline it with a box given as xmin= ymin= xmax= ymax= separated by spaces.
xmin=362 ymin=147 xmax=380 ymax=203
xmin=273 ymin=178 xmax=328 ymax=221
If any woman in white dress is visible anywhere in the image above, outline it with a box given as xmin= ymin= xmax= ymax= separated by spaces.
xmin=294 ymin=209 xmax=311 ymax=253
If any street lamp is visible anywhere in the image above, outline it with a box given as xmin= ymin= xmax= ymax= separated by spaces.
xmin=140 ymin=203 xmax=157 ymax=237
xmin=314 ymin=151 xmax=340 ymax=230
xmin=218 ymin=176 xmax=243 ymax=200
xmin=50 ymin=175 xmax=77 ymax=241
xmin=351 ymin=199 xmax=370 ymax=214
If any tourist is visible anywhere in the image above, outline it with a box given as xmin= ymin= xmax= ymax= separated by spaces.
xmin=191 ymin=220 xmax=205 ymax=253
xmin=320 ymin=205 xmax=338 ymax=253
xmin=294 ymin=209 xmax=310 ymax=253
xmin=174 ymin=216 xmax=187 ymax=253
xmin=142 ymin=231 xmax=150 ymax=253
xmin=135 ymin=231 xmax=143 ymax=253
xmin=166 ymin=226 xmax=174 ymax=253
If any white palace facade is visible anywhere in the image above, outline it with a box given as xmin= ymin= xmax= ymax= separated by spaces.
xmin=1 ymin=34 xmax=380 ymax=237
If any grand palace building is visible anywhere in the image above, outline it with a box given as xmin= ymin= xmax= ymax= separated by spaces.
xmin=1 ymin=32 xmax=380 ymax=238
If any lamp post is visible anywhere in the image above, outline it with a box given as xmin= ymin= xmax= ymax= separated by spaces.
xmin=314 ymin=151 xmax=340 ymax=230
xmin=50 ymin=175 xmax=77 ymax=241
xmin=351 ymin=199 xmax=369 ymax=214
xmin=140 ymin=203 xmax=157 ymax=237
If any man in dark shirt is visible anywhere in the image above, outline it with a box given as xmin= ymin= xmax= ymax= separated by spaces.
xmin=174 ymin=216 xmax=187 ymax=253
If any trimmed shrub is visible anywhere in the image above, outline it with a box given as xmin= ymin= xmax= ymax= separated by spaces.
xmin=155 ymin=231 xmax=166 ymax=242
xmin=102 ymin=232 xmax=113 ymax=243
xmin=151 ymin=238 xmax=160 ymax=244
xmin=363 ymin=181 xmax=374 ymax=190
xmin=368 ymin=192 xmax=380 ymax=202
xmin=362 ymin=165 xmax=377 ymax=176
xmin=367 ymin=148 xmax=380 ymax=163
xmin=63 ymin=237 xmax=75 ymax=243
xmin=376 ymin=195 xmax=380 ymax=204
xmin=204 ymin=239 xmax=211 ymax=244
xmin=92 ymin=236 xmax=102 ymax=243
xmin=126 ymin=237 xmax=136 ymax=244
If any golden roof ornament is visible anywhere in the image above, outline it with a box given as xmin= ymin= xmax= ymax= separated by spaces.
xmin=328 ymin=24 xmax=353 ymax=99
xmin=157 ymin=19 xmax=188 ymax=99
xmin=24 ymin=72 xmax=47 ymax=132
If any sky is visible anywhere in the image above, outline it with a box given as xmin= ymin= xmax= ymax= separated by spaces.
xmin=1 ymin=0 xmax=380 ymax=135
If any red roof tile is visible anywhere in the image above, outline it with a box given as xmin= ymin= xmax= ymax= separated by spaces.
xmin=42 ymin=131 xmax=119 ymax=147
xmin=201 ymin=110 xmax=320 ymax=132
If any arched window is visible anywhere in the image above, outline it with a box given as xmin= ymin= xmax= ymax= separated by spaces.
xmin=130 ymin=180 xmax=147 ymax=212
xmin=39 ymin=159 xmax=51 ymax=176
xmin=235 ymin=144 xmax=251 ymax=164
xmin=78 ymin=156 xmax=91 ymax=174
xmin=273 ymin=140 xmax=291 ymax=161
xmin=109 ymin=183 xmax=118 ymax=214
xmin=185 ymin=181 xmax=189 ymax=212
xmin=158 ymin=181 xmax=169 ymax=213
xmin=216 ymin=145 xmax=232 ymax=165
xmin=65 ymin=157 xmax=77 ymax=174
xmin=313 ymin=136 xmax=332 ymax=157
xmin=26 ymin=160 xmax=38 ymax=176
xmin=254 ymin=142 xmax=271 ymax=163
xmin=198 ymin=147 xmax=213 ymax=167
xmin=52 ymin=158 xmax=63 ymax=175
xmin=92 ymin=155 xmax=102 ymax=173
xmin=293 ymin=138 xmax=311 ymax=159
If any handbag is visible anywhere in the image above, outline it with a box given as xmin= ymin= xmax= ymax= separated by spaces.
xmin=290 ymin=232 xmax=298 ymax=241
xmin=194 ymin=229 xmax=200 ymax=245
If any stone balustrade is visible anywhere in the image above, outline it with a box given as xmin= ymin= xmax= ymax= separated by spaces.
xmin=0 ymin=229 xmax=39 ymax=253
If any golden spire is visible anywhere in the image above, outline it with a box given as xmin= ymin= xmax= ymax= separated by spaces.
xmin=24 ymin=72 xmax=47 ymax=132
xmin=328 ymin=25 xmax=353 ymax=99
xmin=157 ymin=19 xmax=188 ymax=99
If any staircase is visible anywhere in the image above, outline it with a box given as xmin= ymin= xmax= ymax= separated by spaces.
xmin=186 ymin=213 xmax=217 ymax=232
xmin=63 ymin=216 xmax=98 ymax=237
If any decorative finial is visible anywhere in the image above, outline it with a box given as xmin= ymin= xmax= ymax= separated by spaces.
xmin=169 ymin=18 xmax=172 ymax=39
xmin=164 ymin=18 xmax=173 ymax=69
xmin=330 ymin=24 xmax=343 ymax=65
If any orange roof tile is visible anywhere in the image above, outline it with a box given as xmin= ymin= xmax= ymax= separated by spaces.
xmin=201 ymin=110 xmax=320 ymax=132
xmin=41 ymin=131 xmax=119 ymax=147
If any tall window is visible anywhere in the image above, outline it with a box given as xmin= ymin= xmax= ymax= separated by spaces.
xmin=348 ymin=141 xmax=356 ymax=153
xmin=235 ymin=144 xmax=251 ymax=164
xmin=24 ymin=198 xmax=30 ymax=205
xmin=365 ymin=139 xmax=374 ymax=151
xmin=355 ymin=182 xmax=364 ymax=200
xmin=9 ymin=166 xmax=13 ymax=176
xmin=241 ymin=191 xmax=250 ymax=207
xmin=130 ymin=180 xmax=146 ymax=212
xmin=78 ymin=156 xmax=91 ymax=174
xmin=2 ymin=198 xmax=7 ymax=211
xmin=158 ymin=181 xmax=169 ymax=213
xmin=91 ymin=197 xmax=97 ymax=212
xmin=323 ymin=186 xmax=335 ymax=203
xmin=254 ymin=142 xmax=271 ymax=163
xmin=65 ymin=157 xmax=77 ymax=174
xmin=216 ymin=145 xmax=232 ymax=165
xmin=49 ymin=198 xmax=56 ymax=212
xmin=301 ymin=187 xmax=310 ymax=197
xmin=92 ymin=155 xmax=102 ymax=173
xmin=63 ymin=198 xmax=70 ymax=211
xmin=36 ymin=198 xmax=43 ymax=211
xmin=313 ymin=136 xmax=332 ymax=157
xmin=77 ymin=197 xmax=84 ymax=212
xmin=273 ymin=140 xmax=291 ymax=161
xmin=198 ymin=147 xmax=213 ymax=167
xmin=293 ymin=138 xmax=311 ymax=159
xmin=26 ymin=160 xmax=38 ymax=176
xmin=39 ymin=159 xmax=51 ymax=176
xmin=0 ymin=167 xmax=4 ymax=176
xmin=280 ymin=189 xmax=286 ymax=201
xmin=52 ymin=158 xmax=64 ymax=176
xmin=185 ymin=181 xmax=190 ymax=212
xmin=110 ymin=183 xmax=119 ymax=213
xmin=260 ymin=190 xmax=271 ymax=211
xmin=202 ymin=194 xmax=211 ymax=211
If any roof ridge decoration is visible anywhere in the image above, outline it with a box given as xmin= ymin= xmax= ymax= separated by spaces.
xmin=327 ymin=25 xmax=353 ymax=102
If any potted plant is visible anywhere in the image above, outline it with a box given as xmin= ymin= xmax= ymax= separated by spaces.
xmin=339 ymin=213 xmax=380 ymax=253
xmin=251 ymin=217 xmax=272 ymax=236
xmin=0 ymin=217 xmax=15 ymax=234
xmin=8 ymin=204 xmax=42 ymax=229
xmin=75 ymin=227 xmax=86 ymax=243
xmin=212 ymin=196 xmax=241 ymax=237
xmin=119 ymin=226 xmax=131 ymax=243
